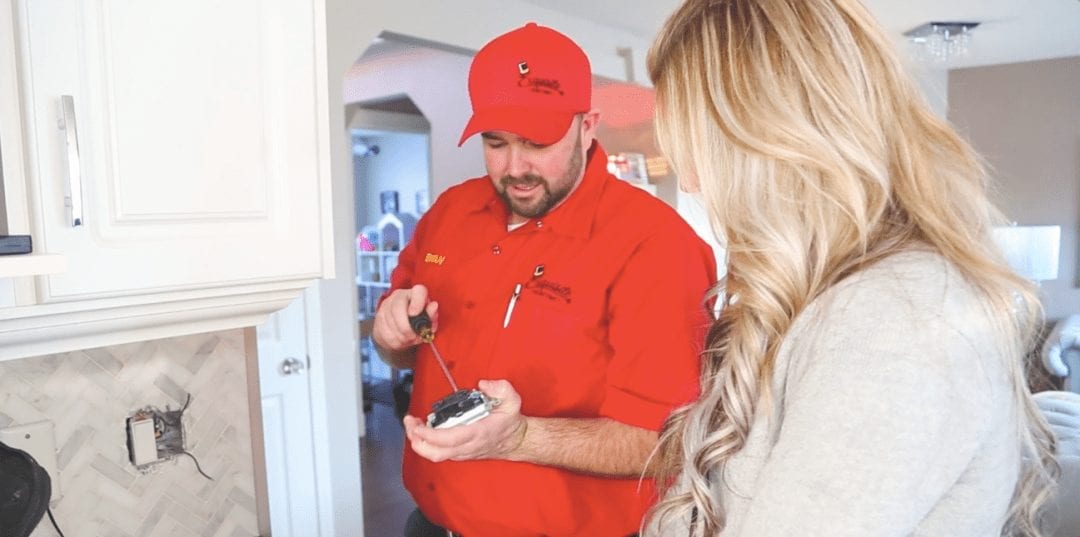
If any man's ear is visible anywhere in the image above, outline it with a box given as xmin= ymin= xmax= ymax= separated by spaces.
xmin=580 ymin=109 xmax=601 ymax=147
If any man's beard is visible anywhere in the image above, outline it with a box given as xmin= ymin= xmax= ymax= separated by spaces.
xmin=497 ymin=131 xmax=584 ymax=219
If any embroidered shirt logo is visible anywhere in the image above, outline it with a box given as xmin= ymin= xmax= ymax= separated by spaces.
xmin=424 ymin=253 xmax=446 ymax=266
xmin=527 ymin=279 xmax=571 ymax=304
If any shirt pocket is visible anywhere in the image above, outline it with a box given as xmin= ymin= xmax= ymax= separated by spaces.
xmin=493 ymin=287 xmax=607 ymax=417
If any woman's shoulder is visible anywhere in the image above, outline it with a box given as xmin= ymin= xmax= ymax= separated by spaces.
xmin=782 ymin=249 xmax=1007 ymax=384
xmin=815 ymin=250 xmax=986 ymax=329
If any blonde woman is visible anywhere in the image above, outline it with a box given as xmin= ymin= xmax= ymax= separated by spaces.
xmin=644 ymin=1 xmax=1058 ymax=536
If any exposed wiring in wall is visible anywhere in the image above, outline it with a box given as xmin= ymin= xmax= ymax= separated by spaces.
xmin=179 ymin=451 xmax=214 ymax=481
xmin=127 ymin=393 xmax=214 ymax=481
xmin=168 ymin=394 xmax=214 ymax=481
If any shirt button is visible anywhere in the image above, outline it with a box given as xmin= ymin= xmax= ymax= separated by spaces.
xmin=535 ymin=220 xmax=544 ymax=228
xmin=464 ymin=301 xmax=476 ymax=309
xmin=492 ymin=245 xmax=501 ymax=255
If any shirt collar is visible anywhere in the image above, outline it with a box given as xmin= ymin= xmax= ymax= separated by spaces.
xmin=476 ymin=141 xmax=611 ymax=240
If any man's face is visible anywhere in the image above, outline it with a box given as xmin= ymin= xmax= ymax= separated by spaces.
xmin=481 ymin=115 xmax=594 ymax=223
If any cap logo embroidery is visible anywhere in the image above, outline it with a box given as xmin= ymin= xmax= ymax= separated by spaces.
xmin=516 ymin=58 xmax=563 ymax=96
xmin=424 ymin=253 xmax=446 ymax=266
xmin=518 ymin=74 xmax=564 ymax=96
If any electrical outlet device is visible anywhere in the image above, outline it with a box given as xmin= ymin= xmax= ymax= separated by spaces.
xmin=126 ymin=417 xmax=158 ymax=467
xmin=427 ymin=389 xmax=496 ymax=429
xmin=0 ymin=421 xmax=61 ymax=501
xmin=126 ymin=404 xmax=187 ymax=469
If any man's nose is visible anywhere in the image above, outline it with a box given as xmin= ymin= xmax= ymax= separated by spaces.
xmin=506 ymin=146 xmax=532 ymax=178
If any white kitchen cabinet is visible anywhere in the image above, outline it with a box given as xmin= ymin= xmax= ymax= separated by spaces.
xmin=0 ymin=0 xmax=333 ymax=360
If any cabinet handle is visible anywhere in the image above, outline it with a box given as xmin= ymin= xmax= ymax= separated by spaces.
xmin=59 ymin=95 xmax=84 ymax=227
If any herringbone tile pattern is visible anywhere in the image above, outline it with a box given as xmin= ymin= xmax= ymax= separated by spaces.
xmin=0 ymin=330 xmax=259 ymax=537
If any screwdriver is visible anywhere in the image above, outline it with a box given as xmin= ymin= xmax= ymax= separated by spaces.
xmin=408 ymin=311 xmax=458 ymax=392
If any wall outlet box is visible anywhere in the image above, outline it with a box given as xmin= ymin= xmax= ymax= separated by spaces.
xmin=0 ymin=421 xmax=62 ymax=502
xmin=126 ymin=416 xmax=158 ymax=467
xmin=153 ymin=410 xmax=185 ymax=456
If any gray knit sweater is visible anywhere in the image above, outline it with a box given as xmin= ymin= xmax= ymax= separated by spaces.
xmin=651 ymin=251 xmax=1021 ymax=536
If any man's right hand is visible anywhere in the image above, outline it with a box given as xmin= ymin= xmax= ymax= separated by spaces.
xmin=373 ymin=285 xmax=439 ymax=359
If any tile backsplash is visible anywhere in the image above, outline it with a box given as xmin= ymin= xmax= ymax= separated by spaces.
xmin=0 ymin=329 xmax=258 ymax=537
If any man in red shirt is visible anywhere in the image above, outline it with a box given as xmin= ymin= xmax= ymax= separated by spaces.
xmin=373 ymin=22 xmax=716 ymax=537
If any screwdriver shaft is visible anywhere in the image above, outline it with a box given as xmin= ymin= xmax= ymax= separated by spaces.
xmin=427 ymin=340 xmax=458 ymax=392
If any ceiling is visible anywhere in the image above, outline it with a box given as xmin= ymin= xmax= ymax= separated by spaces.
xmin=520 ymin=0 xmax=1080 ymax=69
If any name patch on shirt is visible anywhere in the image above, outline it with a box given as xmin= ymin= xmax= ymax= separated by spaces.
xmin=424 ymin=253 xmax=446 ymax=266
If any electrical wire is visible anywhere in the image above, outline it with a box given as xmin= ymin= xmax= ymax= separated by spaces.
xmin=47 ymin=506 xmax=66 ymax=537
xmin=158 ymin=393 xmax=192 ymax=430
xmin=180 ymin=450 xmax=214 ymax=481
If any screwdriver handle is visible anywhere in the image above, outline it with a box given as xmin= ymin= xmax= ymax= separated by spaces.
xmin=408 ymin=311 xmax=434 ymax=343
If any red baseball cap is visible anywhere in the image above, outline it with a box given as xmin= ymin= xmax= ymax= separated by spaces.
xmin=458 ymin=23 xmax=592 ymax=146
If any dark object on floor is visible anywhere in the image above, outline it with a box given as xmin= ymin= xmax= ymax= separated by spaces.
xmin=393 ymin=372 xmax=414 ymax=424
xmin=393 ymin=371 xmax=412 ymax=423
xmin=363 ymin=378 xmax=397 ymax=412
xmin=362 ymin=387 xmax=374 ymax=413
xmin=0 ymin=440 xmax=50 ymax=537
xmin=403 ymin=507 xmax=641 ymax=537
xmin=404 ymin=508 xmax=455 ymax=537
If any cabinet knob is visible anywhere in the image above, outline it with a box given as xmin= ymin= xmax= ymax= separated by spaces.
xmin=279 ymin=356 xmax=306 ymax=376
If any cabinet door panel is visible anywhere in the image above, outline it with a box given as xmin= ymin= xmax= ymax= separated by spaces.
xmin=20 ymin=0 xmax=324 ymax=301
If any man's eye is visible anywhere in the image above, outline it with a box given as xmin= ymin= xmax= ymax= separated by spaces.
xmin=485 ymin=141 xmax=507 ymax=149
xmin=524 ymin=141 xmax=547 ymax=149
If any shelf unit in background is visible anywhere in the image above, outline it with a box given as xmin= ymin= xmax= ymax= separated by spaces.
xmin=356 ymin=212 xmax=406 ymax=319
xmin=356 ymin=212 xmax=410 ymax=404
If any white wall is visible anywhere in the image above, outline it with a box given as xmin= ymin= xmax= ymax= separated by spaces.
xmin=0 ymin=152 xmax=7 ymax=233
xmin=949 ymin=56 xmax=1080 ymax=321
xmin=345 ymin=45 xmax=483 ymax=199
xmin=343 ymin=1 xmax=650 ymax=87
xmin=353 ymin=131 xmax=430 ymax=230
xmin=309 ymin=1 xmax=366 ymax=535
xmin=676 ymin=190 xmax=727 ymax=280
xmin=913 ymin=67 xmax=949 ymax=119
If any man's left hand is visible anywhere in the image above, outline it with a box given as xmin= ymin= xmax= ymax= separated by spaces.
xmin=403 ymin=379 xmax=528 ymax=463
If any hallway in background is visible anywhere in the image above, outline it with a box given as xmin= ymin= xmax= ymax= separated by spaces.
xmin=361 ymin=383 xmax=414 ymax=536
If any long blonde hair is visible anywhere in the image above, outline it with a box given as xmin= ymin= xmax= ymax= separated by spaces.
xmin=645 ymin=0 xmax=1057 ymax=535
